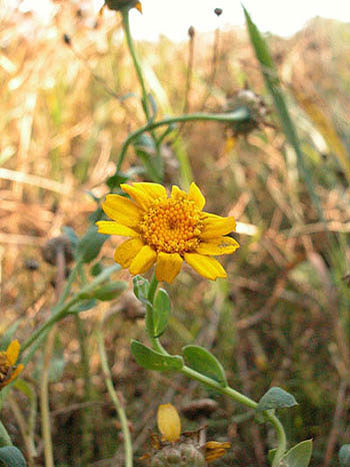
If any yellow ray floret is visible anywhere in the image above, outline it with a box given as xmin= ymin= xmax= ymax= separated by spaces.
xmin=97 ymin=182 xmax=239 ymax=283
xmin=0 ymin=340 xmax=24 ymax=390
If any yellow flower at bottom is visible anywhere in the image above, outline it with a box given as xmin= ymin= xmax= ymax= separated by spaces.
xmin=97 ymin=182 xmax=239 ymax=283
xmin=0 ymin=340 xmax=24 ymax=390
xmin=157 ymin=403 xmax=181 ymax=443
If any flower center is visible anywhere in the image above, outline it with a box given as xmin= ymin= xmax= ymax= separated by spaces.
xmin=0 ymin=354 xmax=11 ymax=384
xmin=139 ymin=197 xmax=203 ymax=255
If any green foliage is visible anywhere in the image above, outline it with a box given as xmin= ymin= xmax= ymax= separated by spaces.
xmin=257 ymin=387 xmax=298 ymax=412
xmin=242 ymin=4 xmax=323 ymax=218
xmin=152 ymin=288 xmax=171 ymax=338
xmin=182 ymin=345 xmax=227 ymax=387
xmin=339 ymin=445 xmax=350 ymax=466
xmin=282 ymin=440 xmax=313 ymax=467
xmin=0 ymin=447 xmax=26 ymax=467
xmin=76 ymin=225 xmax=109 ymax=264
xmin=133 ymin=275 xmax=150 ymax=306
xmin=130 ymin=340 xmax=184 ymax=371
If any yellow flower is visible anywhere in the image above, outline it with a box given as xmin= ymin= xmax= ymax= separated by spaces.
xmin=157 ymin=403 xmax=181 ymax=443
xmin=0 ymin=340 xmax=24 ymax=390
xmin=97 ymin=182 xmax=239 ymax=283
xmin=204 ymin=440 xmax=232 ymax=463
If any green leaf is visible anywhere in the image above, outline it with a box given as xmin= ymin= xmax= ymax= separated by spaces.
xmin=0 ymin=422 xmax=12 ymax=448
xmin=282 ymin=440 xmax=313 ymax=467
xmin=152 ymin=288 xmax=170 ymax=337
xmin=257 ymin=387 xmax=298 ymax=412
xmin=89 ymin=281 xmax=127 ymax=301
xmin=339 ymin=445 xmax=350 ymax=466
xmin=76 ymin=225 xmax=108 ymax=264
xmin=182 ymin=345 xmax=227 ymax=387
xmin=106 ymin=172 xmax=129 ymax=191
xmin=131 ymin=340 xmax=183 ymax=372
xmin=0 ymin=446 xmax=27 ymax=466
xmin=133 ymin=134 xmax=162 ymax=182
xmin=90 ymin=262 xmax=104 ymax=277
xmin=68 ymin=299 xmax=97 ymax=314
xmin=133 ymin=275 xmax=150 ymax=305
xmin=242 ymin=5 xmax=323 ymax=220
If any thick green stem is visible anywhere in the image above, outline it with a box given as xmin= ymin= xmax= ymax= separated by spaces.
xmin=97 ymin=328 xmax=133 ymax=467
xmin=116 ymin=108 xmax=250 ymax=172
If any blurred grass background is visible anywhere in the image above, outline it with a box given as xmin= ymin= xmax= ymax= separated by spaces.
xmin=0 ymin=1 xmax=349 ymax=466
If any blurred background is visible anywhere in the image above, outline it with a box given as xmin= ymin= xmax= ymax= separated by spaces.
xmin=1 ymin=0 xmax=349 ymax=465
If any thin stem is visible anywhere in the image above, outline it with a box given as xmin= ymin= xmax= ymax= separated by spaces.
xmin=116 ymin=107 xmax=250 ymax=172
xmin=20 ymin=265 xmax=121 ymax=355
xmin=266 ymin=413 xmax=287 ymax=467
xmin=181 ymin=365 xmax=257 ymax=409
xmin=121 ymin=8 xmax=150 ymax=121
xmin=75 ymin=262 xmax=93 ymax=463
xmin=97 ymin=328 xmax=133 ymax=467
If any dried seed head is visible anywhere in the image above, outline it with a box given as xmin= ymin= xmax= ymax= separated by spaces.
xmin=41 ymin=235 xmax=74 ymax=266
xmin=224 ymin=88 xmax=269 ymax=136
xmin=151 ymin=442 xmax=206 ymax=466
xmin=188 ymin=26 xmax=195 ymax=39
xmin=181 ymin=398 xmax=218 ymax=420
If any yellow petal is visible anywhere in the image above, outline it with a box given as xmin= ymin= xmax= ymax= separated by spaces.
xmin=157 ymin=404 xmax=181 ymax=442
xmin=129 ymin=245 xmax=157 ymax=275
xmin=155 ymin=252 xmax=183 ymax=283
xmin=184 ymin=253 xmax=226 ymax=280
xmin=135 ymin=1 xmax=142 ymax=12
xmin=121 ymin=183 xmax=165 ymax=211
xmin=102 ymin=194 xmax=141 ymax=228
xmin=6 ymin=340 xmax=20 ymax=365
xmin=200 ymin=213 xmax=236 ymax=240
xmin=170 ymin=185 xmax=186 ymax=199
xmin=188 ymin=182 xmax=205 ymax=210
xmin=196 ymin=236 xmax=240 ymax=256
xmin=133 ymin=182 xmax=167 ymax=201
xmin=96 ymin=221 xmax=138 ymax=237
xmin=114 ymin=238 xmax=144 ymax=268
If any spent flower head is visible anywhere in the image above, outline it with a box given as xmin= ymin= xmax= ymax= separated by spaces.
xmin=141 ymin=403 xmax=231 ymax=465
xmin=0 ymin=340 xmax=24 ymax=390
xmin=103 ymin=0 xmax=142 ymax=12
xmin=97 ymin=182 xmax=239 ymax=283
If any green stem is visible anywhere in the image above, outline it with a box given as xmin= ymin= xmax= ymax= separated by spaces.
xmin=97 ymin=327 xmax=133 ymax=467
xmin=116 ymin=107 xmax=250 ymax=172
xmin=76 ymin=263 xmax=93 ymax=463
xmin=121 ymin=8 xmax=151 ymax=121
xmin=181 ymin=364 xmax=286 ymax=464
xmin=181 ymin=365 xmax=257 ymax=409
xmin=266 ymin=412 xmax=287 ymax=467
xmin=20 ymin=265 xmax=120 ymax=355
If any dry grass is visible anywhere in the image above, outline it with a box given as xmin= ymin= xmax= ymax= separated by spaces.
xmin=1 ymin=2 xmax=350 ymax=466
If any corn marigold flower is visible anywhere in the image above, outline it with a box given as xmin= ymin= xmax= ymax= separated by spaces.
xmin=97 ymin=182 xmax=239 ymax=283
xmin=0 ymin=340 xmax=24 ymax=390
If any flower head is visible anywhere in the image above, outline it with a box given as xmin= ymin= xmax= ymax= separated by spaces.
xmin=104 ymin=0 xmax=142 ymax=13
xmin=97 ymin=182 xmax=239 ymax=283
xmin=0 ymin=340 xmax=24 ymax=390
xmin=141 ymin=403 xmax=230 ymax=465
